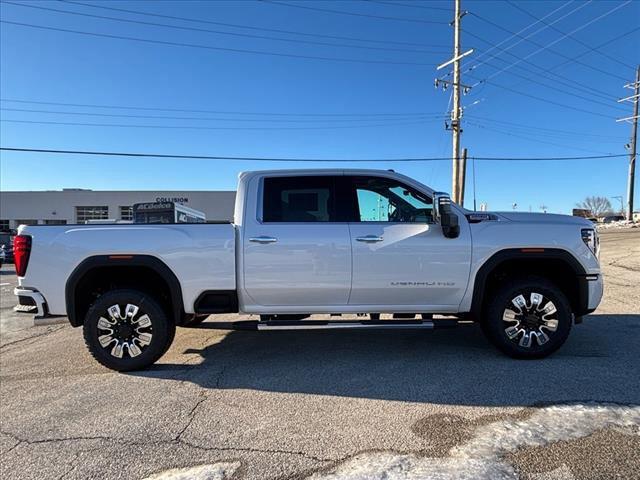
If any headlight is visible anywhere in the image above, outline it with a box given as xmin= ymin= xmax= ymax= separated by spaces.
xmin=581 ymin=228 xmax=599 ymax=257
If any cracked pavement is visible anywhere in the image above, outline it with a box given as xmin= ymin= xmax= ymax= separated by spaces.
xmin=0 ymin=229 xmax=639 ymax=479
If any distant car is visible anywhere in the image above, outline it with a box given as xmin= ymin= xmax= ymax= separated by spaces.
xmin=602 ymin=215 xmax=625 ymax=223
xmin=587 ymin=217 xmax=598 ymax=224
xmin=1 ymin=244 xmax=14 ymax=263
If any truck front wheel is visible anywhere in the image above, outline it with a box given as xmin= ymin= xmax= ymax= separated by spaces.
xmin=482 ymin=276 xmax=572 ymax=359
xmin=83 ymin=289 xmax=175 ymax=371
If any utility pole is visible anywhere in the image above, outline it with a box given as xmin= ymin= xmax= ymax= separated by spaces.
xmin=459 ymin=148 xmax=467 ymax=205
xmin=435 ymin=0 xmax=473 ymax=205
xmin=451 ymin=0 xmax=462 ymax=204
xmin=617 ymin=66 xmax=639 ymax=222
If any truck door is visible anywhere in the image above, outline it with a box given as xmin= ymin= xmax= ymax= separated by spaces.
xmin=242 ymin=175 xmax=352 ymax=307
xmin=346 ymin=175 xmax=472 ymax=309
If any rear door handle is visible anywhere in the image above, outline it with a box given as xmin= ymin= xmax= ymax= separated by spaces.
xmin=356 ymin=235 xmax=383 ymax=243
xmin=249 ymin=236 xmax=278 ymax=244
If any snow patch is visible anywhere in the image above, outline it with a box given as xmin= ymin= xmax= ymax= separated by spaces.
xmin=454 ymin=403 xmax=640 ymax=459
xmin=308 ymin=453 xmax=517 ymax=480
xmin=308 ymin=404 xmax=640 ymax=480
xmin=597 ymin=220 xmax=638 ymax=230
xmin=143 ymin=462 xmax=240 ymax=480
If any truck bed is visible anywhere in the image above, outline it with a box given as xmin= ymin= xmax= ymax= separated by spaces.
xmin=17 ymin=223 xmax=236 ymax=316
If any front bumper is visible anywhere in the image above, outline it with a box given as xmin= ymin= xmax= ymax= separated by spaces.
xmin=14 ymin=287 xmax=48 ymax=318
xmin=586 ymin=274 xmax=604 ymax=311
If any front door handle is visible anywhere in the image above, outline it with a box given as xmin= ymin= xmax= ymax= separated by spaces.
xmin=356 ymin=235 xmax=384 ymax=243
xmin=249 ymin=236 xmax=278 ymax=244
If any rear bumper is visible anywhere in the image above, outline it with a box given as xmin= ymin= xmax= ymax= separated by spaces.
xmin=14 ymin=287 xmax=48 ymax=318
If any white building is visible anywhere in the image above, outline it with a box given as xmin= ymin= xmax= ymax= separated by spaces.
xmin=0 ymin=189 xmax=236 ymax=232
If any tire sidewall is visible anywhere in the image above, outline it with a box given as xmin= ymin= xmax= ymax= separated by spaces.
xmin=83 ymin=289 xmax=173 ymax=371
xmin=484 ymin=277 xmax=572 ymax=359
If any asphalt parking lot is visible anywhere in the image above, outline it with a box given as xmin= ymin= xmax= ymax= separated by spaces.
xmin=1 ymin=229 xmax=639 ymax=480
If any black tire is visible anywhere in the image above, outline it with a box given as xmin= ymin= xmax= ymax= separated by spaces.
xmin=83 ymin=289 xmax=175 ymax=371
xmin=482 ymin=276 xmax=572 ymax=359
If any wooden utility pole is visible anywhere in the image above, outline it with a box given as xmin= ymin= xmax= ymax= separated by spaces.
xmin=451 ymin=0 xmax=462 ymax=204
xmin=617 ymin=66 xmax=639 ymax=222
xmin=459 ymin=148 xmax=467 ymax=205
xmin=435 ymin=0 xmax=472 ymax=205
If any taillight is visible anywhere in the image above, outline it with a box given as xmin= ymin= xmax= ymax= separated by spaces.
xmin=14 ymin=235 xmax=32 ymax=277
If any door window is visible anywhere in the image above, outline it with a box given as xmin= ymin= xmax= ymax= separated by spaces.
xmin=352 ymin=176 xmax=433 ymax=223
xmin=263 ymin=176 xmax=337 ymax=222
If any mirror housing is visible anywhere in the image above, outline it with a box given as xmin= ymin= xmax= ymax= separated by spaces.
xmin=433 ymin=192 xmax=460 ymax=239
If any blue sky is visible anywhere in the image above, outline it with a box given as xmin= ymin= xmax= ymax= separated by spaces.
xmin=0 ymin=0 xmax=638 ymax=214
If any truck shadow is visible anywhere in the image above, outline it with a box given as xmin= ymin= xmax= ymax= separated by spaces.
xmin=135 ymin=314 xmax=640 ymax=407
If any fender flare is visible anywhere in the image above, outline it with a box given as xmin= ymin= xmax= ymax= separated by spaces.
xmin=470 ymin=248 xmax=589 ymax=317
xmin=65 ymin=254 xmax=184 ymax=327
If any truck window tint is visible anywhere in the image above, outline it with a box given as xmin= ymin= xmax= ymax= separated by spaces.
xmin=352 ymin=176 xmax=433 ymax=223
xmin=263 ymin=176 xmax=336 ymax=222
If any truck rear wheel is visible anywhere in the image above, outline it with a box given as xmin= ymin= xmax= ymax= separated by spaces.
xmin=83 ymin=289 xmax=175 ymax=371
xmin=482 ymin=276 xmax=572 ymax=359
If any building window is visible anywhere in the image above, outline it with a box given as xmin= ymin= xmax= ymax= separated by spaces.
xmin=44 ymin=219 xmax=67 ymax=225
xmin=15 ymin=219 xmax=38 ymax=226
xmin=0 ymin=220 xmax=9 ymax=232
xmin=76 ymin=206 xmax=108 ymax=223
xmin=119 ymin=206 xmax=133 ymax=221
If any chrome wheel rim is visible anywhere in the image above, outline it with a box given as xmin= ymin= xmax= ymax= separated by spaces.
xmin=97 ymin=304 xmax=153 ymax=359
xmin=502 ymin=292 xmax=559 ymax=348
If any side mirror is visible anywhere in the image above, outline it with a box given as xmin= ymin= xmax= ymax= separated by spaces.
xmin=433 ymin=192 xmax=460 ymax=239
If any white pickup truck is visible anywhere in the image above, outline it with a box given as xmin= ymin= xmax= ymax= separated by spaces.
xmin=14 ymin=169 xmax=603 ymax=370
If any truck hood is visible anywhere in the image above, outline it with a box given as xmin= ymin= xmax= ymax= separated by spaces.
xmin=493 ymin=211 xmax=593 ymax=227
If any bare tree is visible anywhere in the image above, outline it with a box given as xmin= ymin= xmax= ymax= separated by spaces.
xmin=576 ymin=196 xmax=612 ymax=217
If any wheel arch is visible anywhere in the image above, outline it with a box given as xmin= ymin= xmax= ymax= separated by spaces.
xmin=470 ymin=248 xmax=590 ymax=319
xmin=65 ymin=255 xmax=185 ymax=327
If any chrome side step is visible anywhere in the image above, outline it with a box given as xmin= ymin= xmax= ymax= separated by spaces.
xmin=257 ymin=320 xmax=435 ymax=331
xmin=190 ymin=319 xmax=466 ymax=331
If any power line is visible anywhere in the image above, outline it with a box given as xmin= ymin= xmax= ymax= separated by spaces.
xmin=464 ymin=0 xmax=582 ymax=75
xmin=0 ymin=118 xmax=443 ymax=131
xmin=0 ymin=107 xmax=444 ymax=123
xmin=465 ymin=30 xmax=635 ymax=100
xmin=0 ymin=98 xmax=437 ymax=117
xmin=539 ymin=25 xmax=640 ymax=77
xmin=471 ymin=2 xmax=633 ymax=87
xmin=2 ymin=1 xmax=444 ymax=55
xmin=0 ymin=147 xmax=629 ymax=162
xmin=260 ymin=0 xmax=448 ymax=25
xmin=466 ymin=115 xmax=624 ymax=140
xmin=0 ymin=20 xmax=435 ymax=66
xmin=364 ymin=1 xmax=452 ymax=13
xmin=462 ymin=26 xmax=640 ymax=109
xmin=505 ymin=0 xmax=636 ymax=71
xmin=60 ymin=0 xmax=446 ymax=48
xmin=462 ymin=28 xmax=629 ymax=103
xmin=475 ymin=59 xmax=627 ymax=113
xmin=468 ymin=4 xmax=632 ymax=82
xmin=465 ymin=74 xmax=617 ymax=119
xmin=466 ymin=120 xmax=615 ymax=155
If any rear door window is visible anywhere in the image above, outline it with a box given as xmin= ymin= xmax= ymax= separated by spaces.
xmin=262 ymin=176 xmax=338 ymax=222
